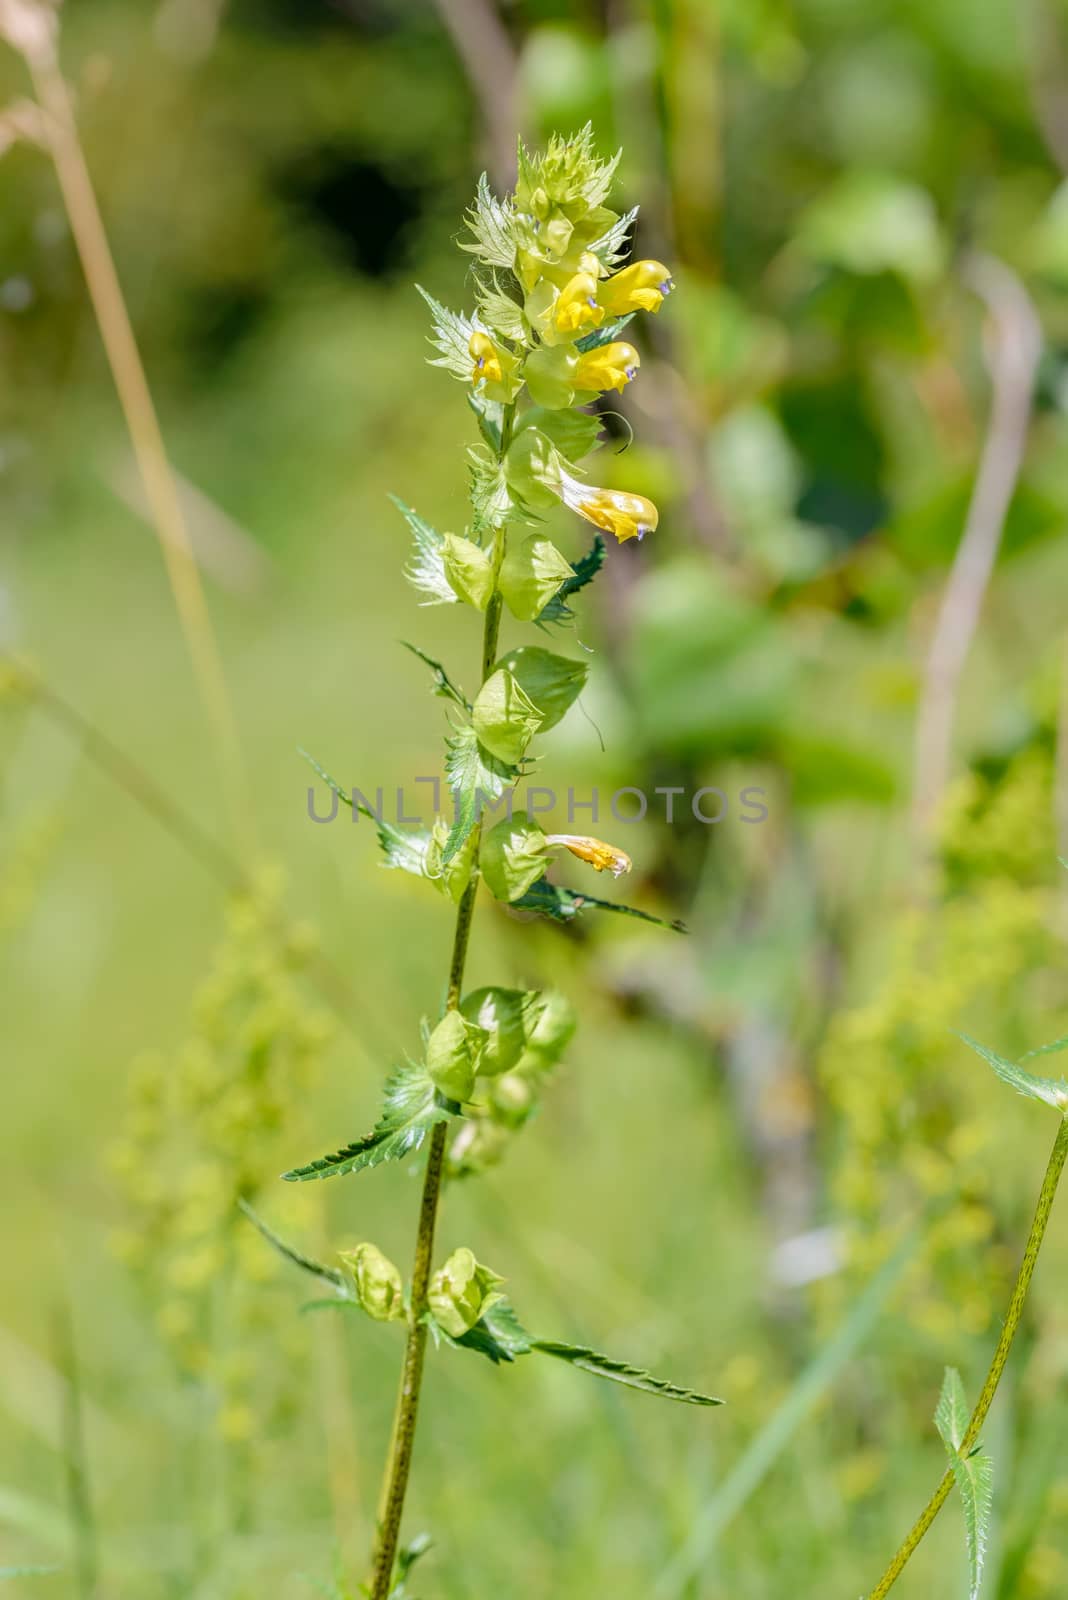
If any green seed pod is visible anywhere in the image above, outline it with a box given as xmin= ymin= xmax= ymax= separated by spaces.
xmin=519 ymin=988 xmax=578 ymax=1069
xmin=442 ymin=533 xmax=494 ymax=609
xmin=426 ymin=1009 xmax=486 ymax=1101
xmin=460 ymin=986 xmax=544 ymax=1076
xmin=494 ymin=646 xmax=588 ymax=733
xmin=522 ymin=344 xmax=577 ymax=410
xmin=471 ymin=667 xmax=543 ymax=764
xmin=481 ymin=811 xmax=550 ymax=903
xmin=498 ymin=535 xmax=575 ymax=622
xmin=339 ymin=1243 xmax=405 ymax=1322
xmin=428 ymin=1246 xmax=504 ymax=1338
xmin=490 ymin=1070 xmax=537 ymax=1128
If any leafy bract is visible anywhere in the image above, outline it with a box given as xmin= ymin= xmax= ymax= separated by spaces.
xmin=438 ymin=1297 xmax=721 ymax=1406
xmin=415 ymin=285 xmax=476 ymax=380
xmin=514 ymin=875 xmax=688 ymax=933
xmin=283 ymin=1063 xmax=448 ymax=1183
xmin=401 ymin=642 xmax=470 ymax=711
xmin=960 ymin=1034 xmax=1068 ymax=1113
xmin=935 ymin=1368 xmax=993 ymax=1600
xmin=442 ymin=724 xmax=518 ymax=865
xmin=238 ymin=1199 xmax=350 ymax=1292
xmin=461 ymin=172 xmax=517 ymax=269
xmin=300 ymin=749 xmax=433 ymax=878
xmin=392 ymin=496 xmax=457 ymax=606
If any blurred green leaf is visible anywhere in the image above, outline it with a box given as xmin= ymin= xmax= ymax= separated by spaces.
xmin=960 ymin=1034 xmax=1068 ymax=1113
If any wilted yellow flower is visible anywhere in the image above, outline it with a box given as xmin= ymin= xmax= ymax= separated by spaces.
xmin=546 ymin=834 xmax=632 ymax=877
xmin=468 ymin=329 xmax=503 ymax=386
xmin=572 ymin=340 xmax=640 ymax=394
xmin=552 ymin=272 xmax=605 ymax=337
xmin=598 ymin=259 xmax=674 ymax=316
xmin=558 ymin=473 xmax=659 ymax=543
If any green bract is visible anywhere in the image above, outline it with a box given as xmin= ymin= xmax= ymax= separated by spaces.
xmin=480 ymin=811 xmax=550 ymax=902
xmin=426 ymin=1010 xmax=486 ymax=1101
xmin=428 ymin=1247 xmax=504 ymax=1339
xmin=340 ymin=1243 xmax=406 ymax=1323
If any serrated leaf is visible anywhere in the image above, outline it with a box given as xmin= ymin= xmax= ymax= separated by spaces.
xmin=588 ymin=205 xmax=638 ymax=269
xmin=467 ymin=391 xmax=503 ymax=452
xmin=513 ymin=875 xmax=687 ymax=932
xmin=454 ymin=1300 xmax=534 ymax=1363
xmin=467 ymin=443 xmax=514 ymax=533
xmin=575 ymin=312 xmax=635 ymax=353
xmin=538 ymin=534 xmax=606 ymax=626
xmin=474 ymin=272 xmax=528 ymax=344
xmin=935 ymin=1367 xmax=970 ymax=1452
xmin=401 ymin=642 xmax=470 ymax=712
xmin=283 ymin=1063 xmax=448 ymax=1182
xmin=300 ymin=749 xmax=433 ymax=878
xmin=532 ymin=1340 xmax=722 ymax=1406
xmin=442 ymin=724 xmax=518 ymax=865
xmin=461 ymin=172 xmax=518 ymax=268
xmin=392 ymin=496 xmax=457 ymax=606
xmin=238 ymin=1199 xmax=350 ymax=1291
xmin=415 ymin=285 xmax=475 ymax=380
xmin=959 ymin=1033 xmax=1068 ymax=1112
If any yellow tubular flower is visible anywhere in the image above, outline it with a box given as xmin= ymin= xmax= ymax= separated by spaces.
xmin=552 ymin=272 xmax=605 ymax=337
xmin=545 ymin=834 xmax=632 ymax=878
xmin=558 ymin=476 xmax=659 ymax=543
xmin=468 ymin=330 xmax=503 ymax=386
xmin=572 ymin=340 xmax=640 ymax=394
xmin=598 ymin=259 xmax=674 ymax=316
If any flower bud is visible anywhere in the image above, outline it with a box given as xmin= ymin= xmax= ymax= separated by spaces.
xmin=428 ymin=1246 xmax=504 ymax=1338
xmin=468 ymin=330 xmax=520 ymax=402
xmin=598 ymin=259 xmax=674 ymax=316
xmin=426 ymin=1009 xmax=486 ymax=1101
xmin=460 ymin=986 xmax=544 ymax=1075
xmin=339 ymin=1242 xmax=405 ymax=1322
xmin=523 ymin=989 xmax=577 ymax=1066
xmin=481 ymin=811 xmax=551 ymax=903
xmin=490 ymin=1071 xmax=537 ymax=1128
xmin=572 ymin=341 xmax=640 ymax=395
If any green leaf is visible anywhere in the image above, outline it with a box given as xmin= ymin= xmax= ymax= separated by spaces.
xmin=959 ymin=1034 xmax=1068 ymax=1113
xmin=299 ymin=749 xmax=433 ymax=878
xmin=283 ymin=1063 xmax=448 ymax=1183
xmin=471 ymin=669 xmax=544 ymax=764
xmin=538 ymin=534 xmax=606 ymax=625
xmin=392 ymin=496 xmax=457 ymax=607
xmin=575 ymin=312 xmax=635 ymax=352
xmin=415 ymin=285 xmax=475 ymax=380
xmin=442 ymin=533 xmax=494 ymax=610
xmin=461 ymin=172 xmax=518 ymax=269
xmin=936 ymin=1369 xmax=993 ymax=1600
xmin=498 ymin=536 xmax=575 ymax=623
xmin=454 ymin=1299 xmax=534 ymax=1363
xmin=935 ymin=1367 xmax=970 ymax=1452
xmin=495 ymin=646 xmax=588 ymax=733
xmin=401 ymin=642 xmax=470 ymax=712
xmin=480 ymin=811 xmax=551 ymax=902
xmin=514 ymin=875 xmax=687 ymax=933
xmin=442 ymin=724 xmax=518 ymax=865
xmin=237 ymin=1199 xmax=350 ymax=1291
xmin=531 ymin=1340 xmax=722 ymax=1406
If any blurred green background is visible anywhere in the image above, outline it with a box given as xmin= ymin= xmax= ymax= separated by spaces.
xmin=4 ymin=1 xmax=1068 ymax=1596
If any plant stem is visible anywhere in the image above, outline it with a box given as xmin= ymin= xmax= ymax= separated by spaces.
xmin=867 ymin=1115 xmax=1068 ymax=1600
xmin=367 ymin=404 xmax=515 ymax=1598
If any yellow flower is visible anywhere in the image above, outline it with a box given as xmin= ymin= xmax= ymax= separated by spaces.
xmin=560 ymin=478 xmax=659 ymax=543
xmin=552 ymin=272 xmax=605 ymax=338
xmin=572 ymin=340 xmax=640 ymax=394
xmin=598 ymin=259 xmax=674 ymax=316
xmin=546 ymin=834 xmax=632 ymax=877
xmin=469 ymin=330 xmax=503 ymax=386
